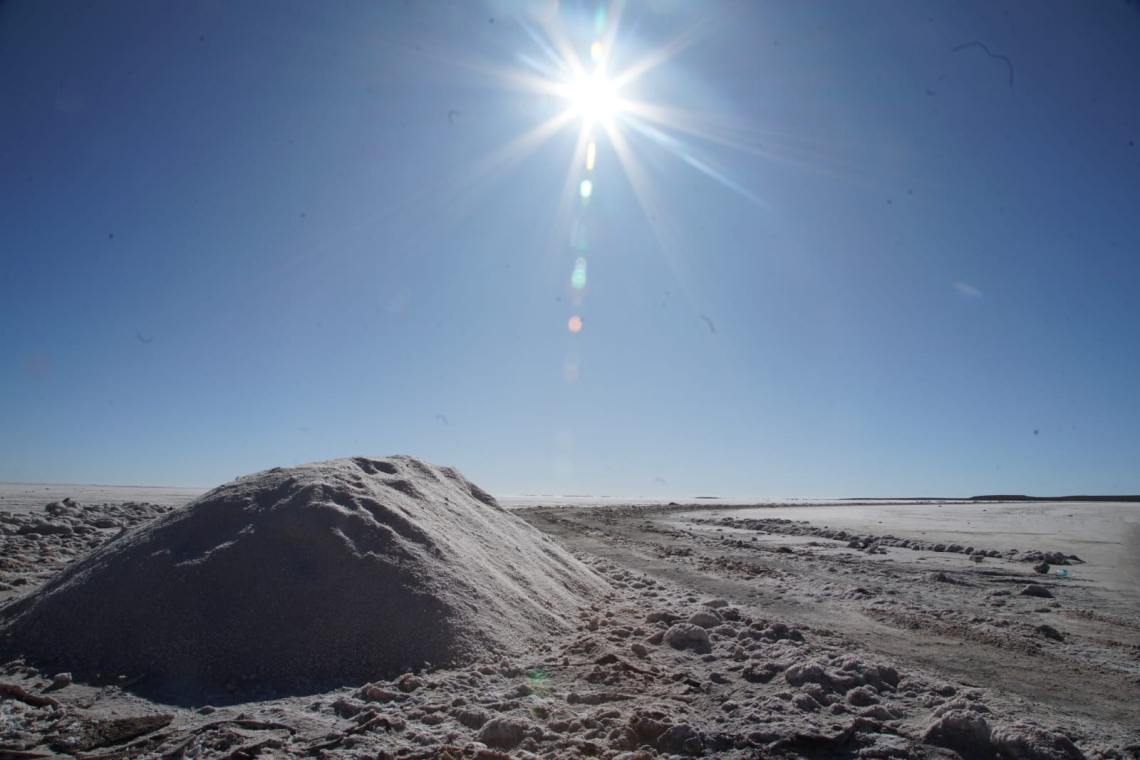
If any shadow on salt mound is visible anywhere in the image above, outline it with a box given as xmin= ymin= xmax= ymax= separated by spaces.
xmin=0 ymin=455 xmax=610 ymax=700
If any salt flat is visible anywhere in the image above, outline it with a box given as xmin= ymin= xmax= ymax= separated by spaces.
xmin=3 ymin=478 xmax=1140 ymax=758
xmin=686 ymin=500 xmax=1140 ymax=603
xmin=0 ymin=482 xmax=206 ymax=515
xmin=497 ymin=495 xmax=883 ymax=509
xmin=519 ymin=499 xmax=1140 ymax=748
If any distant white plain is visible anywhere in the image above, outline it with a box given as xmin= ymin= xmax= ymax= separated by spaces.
xmin=686 ymin=501 xmax=1140 ymax=603
xmin=0 ymin=482 xmax=207 ymax=516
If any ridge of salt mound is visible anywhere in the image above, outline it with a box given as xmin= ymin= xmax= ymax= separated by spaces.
xmin=0 ymin=456 xmax=609 ymax=690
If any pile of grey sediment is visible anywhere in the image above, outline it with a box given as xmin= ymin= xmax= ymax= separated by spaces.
xmin=0 ymin=456 xmax=612 ymax=691
xmin=702 ymin=516 xmax=1083 ymax=566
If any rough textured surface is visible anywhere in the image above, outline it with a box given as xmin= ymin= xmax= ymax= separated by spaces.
xmin=0 ymin=500 xmax=180 ymax=598
xmin=991 ymin=724 xmax=1087 ymax=760
xmin=1 ymin=497 xmax=1137 ymax=759
xmin=0 ymin=456 xmax=609 ymax=690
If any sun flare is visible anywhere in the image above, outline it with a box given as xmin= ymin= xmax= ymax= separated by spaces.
xmin=563 ymin=73 xmax=620 ymax=125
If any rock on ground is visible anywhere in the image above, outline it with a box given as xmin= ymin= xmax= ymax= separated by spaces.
xmin=663 ymin=623 xmax=711 ymax=652
xmin=990 ymin=724 xmax=1086 ymax=760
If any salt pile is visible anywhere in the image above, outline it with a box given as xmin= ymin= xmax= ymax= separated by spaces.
xmin=0 ymin=456 xmax=609 ymax=689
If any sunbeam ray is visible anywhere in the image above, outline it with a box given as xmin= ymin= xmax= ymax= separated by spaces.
xmin=519 ymin=21 xmax=577 ymax=81
xmin=604 ymin=120 xmax=706 ymax=330
xmin=374 ymin=35 xmax=566 ymax=97
xmin=621 ymin=115 xmax=769 ymax=208
xmin=620 ymin=98 xmax=895 ymax=191
xmin=426 ymin=109 xmax=580 ymax=228
xmin=609 ymin=10 xmax=725 ymax=91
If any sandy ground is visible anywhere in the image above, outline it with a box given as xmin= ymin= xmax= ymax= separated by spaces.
xmin=2 ymin=495 xmax=1139 ymax=759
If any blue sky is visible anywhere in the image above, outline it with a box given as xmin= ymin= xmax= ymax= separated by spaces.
xmin=2 ymin=0 xmax=1138 ymax=497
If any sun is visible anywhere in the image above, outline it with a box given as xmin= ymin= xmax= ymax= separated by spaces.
xmin=563 ymin=72 xmax=620 ymax=126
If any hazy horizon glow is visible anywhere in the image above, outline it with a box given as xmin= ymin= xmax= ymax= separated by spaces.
xmin=2 ymin=1 xmax=1138 ymax=496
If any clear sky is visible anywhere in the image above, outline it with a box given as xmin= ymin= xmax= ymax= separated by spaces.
xmin=2 ymin=0 xmax=1138 ymax=497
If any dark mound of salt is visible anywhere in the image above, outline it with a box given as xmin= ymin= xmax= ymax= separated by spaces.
xmin=0 ymin=456 xmax=608 ymax=691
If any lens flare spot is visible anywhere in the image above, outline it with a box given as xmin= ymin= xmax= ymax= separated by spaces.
xmin=562 ymin=363 xmax=579 ymax=381
xmin=593 ymin=3 xmax=606 ymax=35
xmin=586 ymin=141 xmax=596 ymax=171
xmin=568 ymin=315 xmax=583 ymax=333
xmin=579 ymin=179 xmax=593 ymax=198
xmin=572 ymin=256 xmax=587 ymax=285
xmin=590 ymin=40 xmax=603 ymax=63
xmin=526 ymin=667 xmax=552 ymax=696
xmin=954 ymin=281 xmax=983 ymax=299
